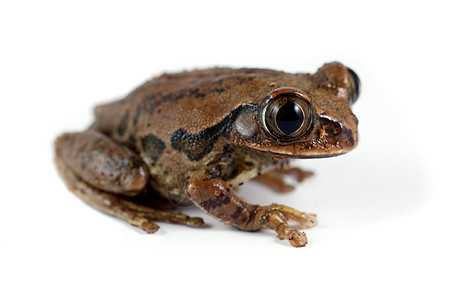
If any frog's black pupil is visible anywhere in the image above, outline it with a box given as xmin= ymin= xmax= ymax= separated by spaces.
xmin=276 ymin=101 xmax=303 ymax=135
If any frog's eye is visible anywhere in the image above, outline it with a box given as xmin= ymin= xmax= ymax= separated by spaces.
xmin=261 ymin=90 xmax=312 ymax=140
xmin=347 ymin=67 xmax=360 ymax=105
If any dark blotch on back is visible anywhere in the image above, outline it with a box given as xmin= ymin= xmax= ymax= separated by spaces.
xmin=141 ymin=133 xmax=166 ymax=162
xmin=171 ymin=106 xmax=243 ymax=161
xmin=133 ymin=106 xmax=141 ymax=126
xmin=117 ymin=110 xmax=130 ymax=137
xmin=144 ymin=87 xmax=207 ymax=115
xmin=143 ymin=75 xmax=255 ymax=115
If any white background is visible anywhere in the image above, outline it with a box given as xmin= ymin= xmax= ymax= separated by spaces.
xmin=1 ymin=1 xmax=449 ymax=299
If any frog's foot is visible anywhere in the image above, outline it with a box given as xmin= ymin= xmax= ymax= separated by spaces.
xmin=247 ymin=204 xmax=317 ymax=247
xmin=56 ymin=153 xmax=205 ymax=232
xmin=263 ymin=204 xmax=317 ymax=229
xmin=118 ymin=199 xmax=205 ymax=233
xmin=277 ymin=167 xmax=314 ymax=182
xmin=253 ymin=167 xmax=313 ymax=193
xmin=186 ymin=171 xmax=316 ymax=248
xmin=252 ymin=172 xmax=295 ymax=193
xmin=261 ymin=211 xmax=308 ymax=247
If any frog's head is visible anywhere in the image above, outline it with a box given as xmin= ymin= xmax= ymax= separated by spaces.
xmin=231 ymin=62 xmax=360 ymax=158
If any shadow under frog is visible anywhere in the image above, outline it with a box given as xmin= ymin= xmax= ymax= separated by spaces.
xmin=55 ymin=62 xmax=360 ymax=247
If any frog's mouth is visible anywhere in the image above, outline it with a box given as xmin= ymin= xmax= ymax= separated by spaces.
xmin=247 ymin=116 xmax=358 ymax=159
xmin=247 ymin=142 xmax=352 ymax=159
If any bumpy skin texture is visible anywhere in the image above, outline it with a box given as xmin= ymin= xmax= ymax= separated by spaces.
xmin=55 ymin=62 xmax=359 ymax=247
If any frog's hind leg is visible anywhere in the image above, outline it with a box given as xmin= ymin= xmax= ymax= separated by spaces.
xmin=56 ymin=154 xmax=204 ymax=232
xmin=55 ymin=131 xmax=204 ymax=233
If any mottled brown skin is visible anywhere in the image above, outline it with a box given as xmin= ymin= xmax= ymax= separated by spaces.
xmin=55 ymin=62 xmax=360 ymax=247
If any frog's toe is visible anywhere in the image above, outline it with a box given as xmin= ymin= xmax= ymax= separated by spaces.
xmin=185 ymin=217 xmax=205 ymax=227
xmin=275 ymin=167 xmax=314 ymax=183
xmin=141 ymin=222 xmax=160 ymax=234
xmin=273 ymin=221 xmax=308 ymax=247
xmin=289 ymin=231 xmax=308 ymax=248
xmin=266 ymin=204 xmax=318 ymax=229
xmin=132 ymin=217 xmax=160 ymax=234
xmin=252 ymin=172 xmax=295 ymax=193
xmin=294 ymin=170 xmax=314 ymax=182
xmin=295 ymin=213 xmax=317 ymax=229
xmin=284 ymin=229 xmax=308 ymax=248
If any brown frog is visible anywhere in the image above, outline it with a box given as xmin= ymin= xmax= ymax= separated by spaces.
xmin=55 ymin=62 xmax=360 ymax=247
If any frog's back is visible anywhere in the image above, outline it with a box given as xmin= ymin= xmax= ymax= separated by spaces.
xmin=91 ymin=67 xmax=302 ymax=140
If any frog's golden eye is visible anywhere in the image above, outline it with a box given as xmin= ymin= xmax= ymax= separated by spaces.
xmin=347 ymin=67 xmax=361 ymax=105
xmin=261 ymin=88 xmax=312 ymax=140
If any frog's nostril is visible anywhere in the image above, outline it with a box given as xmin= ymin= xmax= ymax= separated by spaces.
xmin=347 ymin=67 xmax=360 ymax=105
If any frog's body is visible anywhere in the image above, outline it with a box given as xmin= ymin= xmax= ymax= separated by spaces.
xmin=55 ymin=62 xmax=360 ymax=247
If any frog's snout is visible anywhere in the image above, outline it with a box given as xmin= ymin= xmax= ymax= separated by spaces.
xmin=335 ymin=115 xmax=359 ymax=153
xmin=312 ymin=113 xmax=358 ymax=157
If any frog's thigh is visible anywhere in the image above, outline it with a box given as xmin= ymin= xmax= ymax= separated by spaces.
xmin=185 ymin=171 xmax=317 ymax=247
xmin=55 ymin=130 xmax=148 ymax=196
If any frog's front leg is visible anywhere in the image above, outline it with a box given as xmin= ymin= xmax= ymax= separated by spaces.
xmin=55 ymin=130 xmax=204 ymax=232
xmin=186 ymin=170 xmax=317 ymax=247
xmin=277 ymin=166 xmax=314 ymax=182
xmin=252 ymin=172 xmax=295 ymax=193
xmin=253 ymin=166 xmax=313 ymax=193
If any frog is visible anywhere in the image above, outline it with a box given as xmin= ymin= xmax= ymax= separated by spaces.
xmin=55 ymin=62 xmax=360 ymax=247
